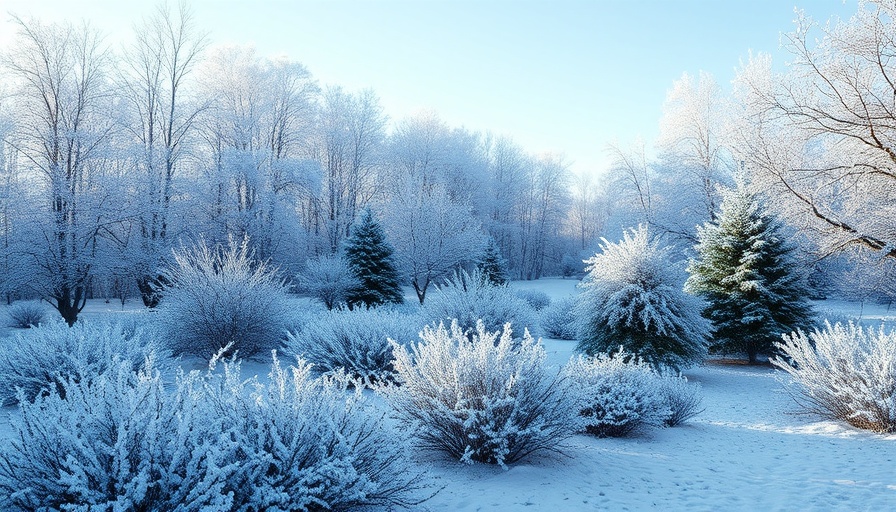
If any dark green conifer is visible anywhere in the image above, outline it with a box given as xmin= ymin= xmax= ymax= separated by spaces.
xmin=477 ymin=238 xmax=508 ymax=286
xmin=686 ymin=186 xmax=814 ymax=364
xmin=343 ymin=209 xmax=404 ymax=308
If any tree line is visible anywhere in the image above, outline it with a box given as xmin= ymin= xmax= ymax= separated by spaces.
xmin=1 ymin=0 xmax=894 ymax=324
xmin=0 ymin=4 xmax=581 ymax=323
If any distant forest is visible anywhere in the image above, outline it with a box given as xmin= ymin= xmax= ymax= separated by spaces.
xmin=0 ymin=1 xmax=894 ymax=316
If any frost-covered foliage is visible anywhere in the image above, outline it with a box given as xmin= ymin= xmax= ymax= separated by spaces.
xmin=575 ymin=225 xmax=710 ymax=369
xmin=296 ymin=254 xmax=359 ymax=310
xmin=0 ymin=359 xmax=183 ymax=511
xmin=190 ymin=355 xmax=426 ymax=510
xmin=286 ymin=306 xmax=423 ymax=384
xmin=659 ymin=372 xmax=704 ymax=427
xmin=0 ymin=319 xmax=166 ymax=406
xmin=564 ymin=351 xmax=671 ymax=437
xmin=773 ymin=322 xmax=896 ymax=433
xmin=159 ymin=236 xmax=291 ymax=357
xmin=515 ymin=288 xmax=551 ymax=311
xmin=382 ymin=321 xmax=576 ymax=467
xmin=540 ymin=296 xmax=577 ymax=340
xmin=478 ymin=238 xmax=509 ymax=286
xmin=0 ymin=355 xmax=425 ymax=511
xmin=424 ymin=269 xmax=537 ymax=335
xmin=344 ymin=209 xmax=404 ymax=308
xmin=686 ymin=185 xmax=814 ymax=364
xmin=6 ymin=301 xmax=47 ymax=329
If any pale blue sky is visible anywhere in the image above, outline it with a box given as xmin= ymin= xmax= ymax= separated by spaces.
xmin=0 ymin=0 xmax=857 ymax=177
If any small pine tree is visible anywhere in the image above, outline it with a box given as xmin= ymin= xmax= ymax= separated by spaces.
xmin=685 ymin=185 xmax=814 ymax=364
xmin=344 ymin=210 xmax=404 ymax=308
xmin=477 ymin=238 xmax=508 ymax=286
xmin=574 ymin=225 xmax=710 ymax=370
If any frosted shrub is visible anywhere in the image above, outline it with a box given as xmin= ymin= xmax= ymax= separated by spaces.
xmin=576 ymin=225 xmax=710 ymax=369
xmin=382 ymin=321 xmax=576 ymax=467
xmin=286 ymin=306 xmax=423 ymax=384
xmin=296 ymin=254 xmax=359 ymax=310
xmin=659 ymin=373 xmax=704 ymax=427
xmin=0 ymin=355 xmax=426 ymax=511
xmin=515 ymin=288 xmax=552 ymax=311
xmin=564 ymin=351 xmax=670 ymax=437
xmin=773 ymin=322 xmax=896 ymax=433
xmin=424 ymin=269 xmax=537 ymax=335
xmin=6 ymin=301 xmax=47 ymax=328
xmin=0 ymin=319 xmax=167 ymax=406
xmin=541 ymin=296 xmax=577 ymax=340
xmin=0 ymin=359 xmax=218 ymax=511
xmin=191 ymin=355 xmax=426 ymax=510
xmin=159 ymin=236 xmax=291 ymax=357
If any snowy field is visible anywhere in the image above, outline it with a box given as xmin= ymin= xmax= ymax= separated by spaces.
xmin=1 ymin=279 xmax=895 ymax=511
xmin=417 ymin=349 xmax=896 ymax=511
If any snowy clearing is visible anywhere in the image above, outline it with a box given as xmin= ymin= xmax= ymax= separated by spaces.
xmin=415 ymin=351 xmax=896 ymax=511
xmin=1 ymin=281 xmax=895 ymax=510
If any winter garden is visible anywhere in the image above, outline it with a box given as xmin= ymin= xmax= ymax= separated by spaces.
xmin=0 ymin=1 xmax=896 ymax=510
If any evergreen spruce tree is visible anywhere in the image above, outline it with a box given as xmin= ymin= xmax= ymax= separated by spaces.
xmin=574 ymin=225 xmax=711 ymax=370
xmin=343 ymin=210 xmax=404 ymax=308
xmin=477 ymin=238 xmax=509 ymax=286
xmin=685 ymin=185 xmax=814 ymax=364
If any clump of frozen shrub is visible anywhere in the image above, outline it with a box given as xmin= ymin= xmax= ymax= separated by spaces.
xmin=159 ymin=236 xmax=291 ymax=358
xmin=424 ymin=269 xmax=537 ymax=335
xmin=564 ymin=351 xmax=671 ymax=437
xmin=772 ymin=321 xmax=896 ymax=433
xmin=0 ymin=354 xmax=426 ymax=511
xmin=0 ymin=359 xmax=187 ymax=511
xmin=194 ymin=355 xmax=426 ymax=510
xmin=515 ymin=288 xmax=551 ymax=311
xmin=296 ymin=254 xmax=359 ymax=310
xmin=6 ymin=301 xmax=47 ymax=329
xmin=0 ymin=319 xmax=166 ymax=406
xmin=541 ymin=296 xmax=577 ymax=340
xmin=575 ymin=225 xmax=710 ymax=370
xmin=658 ymin=372 xmax=704 ymax=427
xmin=286 ymin=306 xmax=423 ymax=384
xmin=382 ymin=320 xmax=576 ymax=467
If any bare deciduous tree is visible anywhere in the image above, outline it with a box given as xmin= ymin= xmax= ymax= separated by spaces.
xmin=735 ymin=3 xmax=896 ymax=260
xmin=119 ymin=1 xmax=206 ymax=306
xmin=5 ymin=17 xmax=115 ymax=325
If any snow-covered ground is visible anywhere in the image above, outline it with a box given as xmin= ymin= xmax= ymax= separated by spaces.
xmin=415 ymin=351 xmax=896 ymax=511
xmin=413 ymin=279 xmax=896 ymax=511
xmin=1 ymin=281 xmax=895 ymax=510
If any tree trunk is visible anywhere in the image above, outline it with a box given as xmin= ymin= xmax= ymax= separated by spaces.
xmin=137 ymin=274 xmax=168 ymax=308
xmin=413 ymin=278 xmax=428 ymax=305
xmin=54 ymin=286 xmax=86 ymax=327
xmin=747 ymin=348 xmax=759 ymax=365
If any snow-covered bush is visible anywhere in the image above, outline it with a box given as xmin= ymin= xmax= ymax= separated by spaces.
xmin=286 ymin=306 xmax=423 ymax=384
xmin=0 ymin=319 xmax=167 ymax=406
xmin=515 ymin=288 xmax=552 ymax=311
xmin=0 ymin=359 xmax=191 ymax=511
xmin=6 ymin=300 xmax=47 ymax=328
xmin=0 ymin=355 xmax=426 ymax=511
xmin=382 ymin=321 xmax=576 ymax=467
xmin=424 ymin=269 xmax=537 ymax=335
xmin=564 ymin=351 xmax=670 ymax=437
xmin=575 ymin=225 xmax=710 ymax=369
xmin=159 ymin=236 xmax=291 ymax=358
xmin=541 ymin=296 xmax=577 ymax=340
xmin=659 ymin=373 xmax=704 ymax=427
xmin=772 ymin=322 xmax=896 ymax=433
xmin=296 ymin=254 xmax=359 ymax=310
xmin=192 ymin=355 xmax=426 ymax=510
